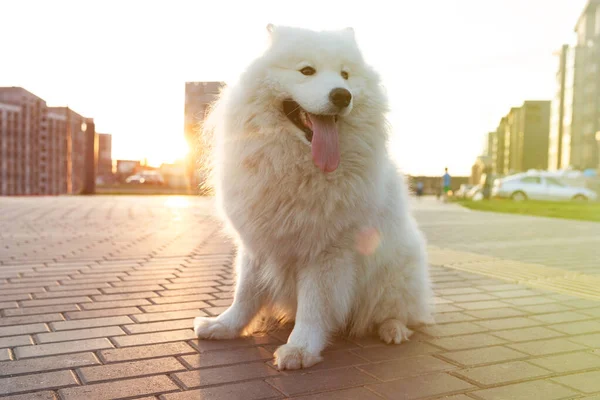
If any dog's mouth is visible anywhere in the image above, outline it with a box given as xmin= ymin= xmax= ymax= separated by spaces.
xmin=283 ymin=100 xmax=339 ymax=143
xmin=282 ymin=100 xmax=340 ymax=173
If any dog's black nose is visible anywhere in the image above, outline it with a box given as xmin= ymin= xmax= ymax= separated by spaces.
xmin=329 ymin=88 xmax=352 ymax=108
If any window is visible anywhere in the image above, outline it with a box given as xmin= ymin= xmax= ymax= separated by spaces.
xmin=546 ymin=177 xmax=564 ymax=187
xmin=520 ymin=177 xmax=541 ymax=184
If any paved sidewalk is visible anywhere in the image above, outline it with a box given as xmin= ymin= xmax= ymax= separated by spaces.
xmin=1 ymin=196 xmax=600 ymax=399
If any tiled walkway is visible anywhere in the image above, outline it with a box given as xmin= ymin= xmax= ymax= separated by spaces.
xmin=0 ymin=196 xmax=599 ymax=399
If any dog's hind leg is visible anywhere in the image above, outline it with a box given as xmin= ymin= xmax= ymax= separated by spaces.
xmin=194 ymin=248 xmax=264 ymax=339
xmin=375 ymin=246 xmax=434 ymax=345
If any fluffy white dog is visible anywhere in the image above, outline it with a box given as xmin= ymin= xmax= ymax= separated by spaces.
xmin=194 ymin=24 xmax=434 ymax=370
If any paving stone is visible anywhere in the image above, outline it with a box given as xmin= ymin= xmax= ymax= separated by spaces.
xmin=368 ymin=372 xmax=474 ymax=400
xmin=0 ymin=391 xmax=56 ymax=400
xmin=0 ymin=370 xmax=77 ymax=396
xmin=530 ymin=311 xmax=591 ymax=324
xmin=15 ymin=337 xmax=113 ymax=359
xmin=0 ymin=348 xmax=11 ymax=361
xmin=0 ymin=314 xmax=64 ymax=327
xmin=99 ymin=341 xmax=197 ymax=363
xmin=473 ymin=379 xmax=578 ymax=400
xmin=20 ymin=296 xmax=91 ymax=307
xmin=148 ymin=293 xmax=215 ymax=304
xmin=59 ymin=375 xmax=179 ymax=399
xmin=551 ymin=320 xmax=600 ymax=335
xmin=36 ymin=326 xmax=126 ymax=343
xmin=111 ymin=329 xmax=196 ymax=347
xmin=289 ymin=387 xmax=382 ymax=400
xmin=451 ymin=301 xmax=510 ymax=310
xmin=0 ymin=335 xmax=33 ymax=348
xmin=570 ymin=333 xmax=600 ymax=347
xmin=490 ymin=327 xmax=563 ymax=342
xmin=358 ymin=354 xmax=455 ymax=380
xmin=455 ymin=361 xmax=550 ymax=386
xmin=351 ymin=341 xmax=439 ymax=361
xmin=441 ymin=346 xmax=528 ymax=367
xmin=64 ymin=307 xmax=141 ymax=320
xmin=0 ymin=352 xmax=99 ymax=376
xmin=78 ymin=356 xmax=185 ymax=383
xmin=529 ymin=351 xmax=600 ymax=373
xmin=139 ymin=300 xmax=210 ymax=313
xmin=130 ymin=309 xmax=206 ymax=323
xmin=552 ymin=370 xmax=600 ymax=393
xmin=80 ymin=298 xmax=152 ymax=310
xmin=174 ymin=361 xmax=280 ymax=388
xmin=474 ymin=317 xmax=540 ymax=331
xmin=428 ymin=333 xmax=507 ymax=350
xmin=50 ymin=315 xmax=134 ymax=331
xmin=463 ymin=308 xmax=527 ymax=319
xmin=507 ymin=337 xmax=588 ymax=356
xmin=180 ymin=346 xmax=273 ymax=369
xmin=161 ymin=380 xmax=282 ymax=400
xmin=268 ymin=367 xmax=378 ymax=397
xmin=419 ymin=321 xmax=488 ymax=337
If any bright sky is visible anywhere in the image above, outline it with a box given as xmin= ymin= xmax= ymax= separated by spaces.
xmin=0 ymin=0 xmax=587 ymax=175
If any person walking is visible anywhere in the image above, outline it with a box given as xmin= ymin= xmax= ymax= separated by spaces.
xmin=416 ymin=181 xmax=424 ymax=199
xmin=442 ymin=168 xmax=451 ymax=203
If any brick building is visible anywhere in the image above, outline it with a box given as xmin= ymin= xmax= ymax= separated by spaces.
xmin=0 ymin=88 xmax=47 ymax=195
xmin=0 ymin=87 xmax=96 ymax=195
xmin=97 ymin=133 xmax=113 ymax=180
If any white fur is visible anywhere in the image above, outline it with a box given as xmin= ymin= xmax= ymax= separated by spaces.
xmin=194 ymin=25 xmax=434 ymax=370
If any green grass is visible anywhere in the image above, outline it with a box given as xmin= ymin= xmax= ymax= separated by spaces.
xmin=455 ymin=198 xmax=600 ymax=222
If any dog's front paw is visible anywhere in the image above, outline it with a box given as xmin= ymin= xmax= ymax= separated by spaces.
xmin=378 ymin=319 xmax=413 ymax=344
xmin=193 ymin=316 xmax=239 ymax=340
xmin=273 ymin=344 xmax=323 ymax=370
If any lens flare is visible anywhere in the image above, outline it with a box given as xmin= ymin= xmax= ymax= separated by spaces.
xmin=355 ymin=227 xmax=381 ymax=255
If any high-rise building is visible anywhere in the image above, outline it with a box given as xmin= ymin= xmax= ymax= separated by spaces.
xmin=572 ymin=0 xmax=600 ymax=169
xmin=0 ymin=87 xmax=46 ymax=195
xmin=0 ymin=87 xmax=94 ymax=195
xmin=492 ymin=117 xmax=507 ymax=175
xmin=489 ymin=101 xmax=551 ymax=176
xmin=485 ymin=131 xmax=495 ymax=158
xmin=183 ymin=81 xmax=225 ymax=189
xmin=516 ymin=101 xmax=552 ymax=171
xmin=46 ymin=107 xmax=88 ymax=194
xmin=504 ymin=107 xmax=522 ymax=174
xmin=550 ymin=0 xmax=600 ymax=170
xmin=548 ymin=44 xmax=576 ymax=170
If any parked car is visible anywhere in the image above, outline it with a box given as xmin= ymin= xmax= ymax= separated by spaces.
xmin=465 ymin=184 xmax=483 ymax=200
xmin=455 ymin=184 xmax=474 ymax=199
xmin=125 ymin=170 xmax=165 ymax=185
xmin=492 ymin=173 xmax=597 ymax=202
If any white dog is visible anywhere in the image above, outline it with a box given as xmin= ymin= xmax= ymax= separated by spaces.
xmin=194 ymin=24 xmax=433 ymax=370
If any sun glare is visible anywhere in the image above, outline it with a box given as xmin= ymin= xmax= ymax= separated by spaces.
xmin=145 ymin=135 xmax=190 ymax=167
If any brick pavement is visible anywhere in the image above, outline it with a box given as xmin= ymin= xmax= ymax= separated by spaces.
xmin=0 ymin=196 xmax=599 ymax=399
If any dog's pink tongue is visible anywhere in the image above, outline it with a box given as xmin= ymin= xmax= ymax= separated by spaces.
xmin=309 ymin=114 xmax=339 ymax=173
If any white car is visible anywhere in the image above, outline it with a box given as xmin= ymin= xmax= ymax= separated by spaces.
xmin=455 ymin=184 xmax=474 ymax=199
xmin=492 ymin=174 xmax=597 ymax=202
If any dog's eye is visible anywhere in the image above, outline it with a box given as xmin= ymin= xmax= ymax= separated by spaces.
xmin=341 ymin=71 xmax=349 ymax=80
xmin=300 ymin=66 xmax=316 ymax=76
